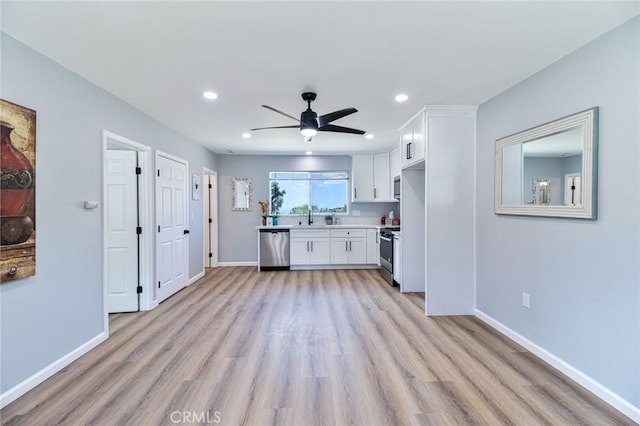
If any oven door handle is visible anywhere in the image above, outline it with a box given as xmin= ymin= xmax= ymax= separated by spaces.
xmin=379 ymin=235 xmax=392 ymax=242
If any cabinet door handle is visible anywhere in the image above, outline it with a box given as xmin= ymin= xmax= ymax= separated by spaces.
xmin=406 ymin=143 xmax=410 ymax=160
xmin=374 ymin=188 xmax=377 ymax=198
xmin=345 ymin=241 xmax=348 ymax=252
xmin=307 ymin=241 xmax=309 ymax=252
xmin=311 ymin=241 xmax=313 ymax=252
xmin=349 ymin=241 xmax=352 ymax=251
xmin=408 ymin=142 xmax=413 ymax=159
xmin=354 ymin=188 xmax=357 ymax=199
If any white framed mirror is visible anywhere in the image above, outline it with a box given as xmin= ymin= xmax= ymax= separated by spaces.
xmin=232 ymin=177 xmax=252 ymax=211
xmin=495 ymin=107 xmax=598 ymax=219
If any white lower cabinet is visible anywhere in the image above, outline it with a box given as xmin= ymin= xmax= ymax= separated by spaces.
xmin=290 ymin=229 xmax=330 ymax=265
xmin=330 ymin=229 xmax=367 ymax=264
xmin=330 ymin=238 xmax=367 ymax=264
xmin=290 ymin=227 xmax=378 ymax=267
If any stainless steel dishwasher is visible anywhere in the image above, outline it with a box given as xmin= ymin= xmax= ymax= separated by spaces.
xmin=259 ymin=228 xmax=290 ymax=270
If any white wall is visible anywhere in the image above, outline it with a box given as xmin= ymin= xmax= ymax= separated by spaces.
xmin=0 ymin=34 xmax=217 ymax=399
xmin=476 ymin=16 xmax=639 ymax=411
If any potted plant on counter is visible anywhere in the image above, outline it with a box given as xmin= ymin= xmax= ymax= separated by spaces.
xmin=324 ymin=214 xmax=333 ymax=225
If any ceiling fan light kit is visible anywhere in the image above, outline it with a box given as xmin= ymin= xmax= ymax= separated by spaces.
xmin=301 ymin=128 xmax=317 ymax=137
xmin=251 ymin=92 xmax=365 ymax=142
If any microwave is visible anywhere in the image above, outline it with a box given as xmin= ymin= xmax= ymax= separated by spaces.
xmin=393 ymin=176 xmax=400 ymax=200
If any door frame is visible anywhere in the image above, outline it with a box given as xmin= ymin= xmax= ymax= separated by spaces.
xmin=102 ymin=131 xmax=154 ymax=333
xmin=203 ymin=168 xmax=218 ymax=268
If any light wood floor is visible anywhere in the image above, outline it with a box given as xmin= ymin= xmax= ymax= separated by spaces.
xmin=1 ymin=267 xmax=633 ymax=425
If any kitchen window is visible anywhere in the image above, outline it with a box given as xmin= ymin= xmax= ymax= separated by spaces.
xmin=269 ymin=171 xmax=349 ymax=215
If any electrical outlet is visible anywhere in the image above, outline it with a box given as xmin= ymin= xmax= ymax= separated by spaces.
xmin=522 ymin=292 xmax=531 ymax=308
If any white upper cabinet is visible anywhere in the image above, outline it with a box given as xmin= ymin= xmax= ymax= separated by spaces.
xmin=374 ymin=152 xmax=390 ymax=200
xmin=352 ymin=152 xmax=397 ymax=202
xmin=352 ymin=155 xmax=375 ymax=201
xmin=389 ymin=145 xmax=401 ymax=180
xmin=399 ymin=108 xmax=426 ymax=168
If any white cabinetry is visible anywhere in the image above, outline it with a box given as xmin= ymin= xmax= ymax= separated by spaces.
xmin=389 ymin=146 xmax=401 ymax=180
xmin=399 ymin=105 xmax=477 ymax=315
xmin=399 ymin=109 xmax=426 ymax=169
xmin=374 ymin=152 xmax=390 ymax=200
xmin=290 ymin=229 xmax=330 ymax=265
xmin=366 ymin=228 xmax=379 ymax=265
xmin=330 ymin=229 xmax=367 ymax=264
xmin=351 ymin=153 xmax=396 ymax=202
xmin=351 ymin=155 xmax=375 ymax=201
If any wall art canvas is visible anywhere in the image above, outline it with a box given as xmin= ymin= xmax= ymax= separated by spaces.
xmin=1 ymin=99 xmax=36 ymax=282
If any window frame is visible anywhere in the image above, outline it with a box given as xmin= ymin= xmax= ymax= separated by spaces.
xmin=269 ymin=170 xmax=350 ymax=216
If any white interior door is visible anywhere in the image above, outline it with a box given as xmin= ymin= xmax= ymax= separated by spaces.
xmin=106 ymin=150 xmax=139 ymax=312
xmin=156 ymin=153 xmax=188 ymax=302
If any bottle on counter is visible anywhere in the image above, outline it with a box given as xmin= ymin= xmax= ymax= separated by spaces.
xmin=380 ymin=214 xmax=386 ymax=225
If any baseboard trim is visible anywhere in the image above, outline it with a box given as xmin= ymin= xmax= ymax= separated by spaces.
xmin=188 ymin=270 xmax=205 ymax=285
xmin=475 ymin=309 xmax=640 ymax=424
xmin=290 ymin=264 xmax=378 ymax=271
xmin=218 ymin=261 xmax=257 ymax=267
xmin=0 ymin=331 xmax=108 ymax=409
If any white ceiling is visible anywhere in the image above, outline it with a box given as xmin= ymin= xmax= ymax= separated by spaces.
xmin=523 ymin=127 xmax=584 ymax=157
xmin=2 ymin=1 xmax=638 ymax=155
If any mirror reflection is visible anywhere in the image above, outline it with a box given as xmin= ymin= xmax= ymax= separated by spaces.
xmin=495 ymin=107 xmax=598 ymax=219
xmin=232 ymin=177 xmax=252 ymax=211
xmin=522 ymin=126 xmax=582 ymax=206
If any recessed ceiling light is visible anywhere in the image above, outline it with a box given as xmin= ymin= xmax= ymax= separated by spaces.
xmin=242 ymin=132 xmax=251 ymax=138
xmin=305 ymin=151 xmax=313 ymax=155
xmin=203 ymin=91 xmax=218 ymax=100
xmin=394 ymin=93 xmax=409 ymax=102
xmin=365 ymin=134 xmax=374 ymax=139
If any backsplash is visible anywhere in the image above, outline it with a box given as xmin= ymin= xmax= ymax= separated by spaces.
xmin=275 ymin=202 xmax=399 ymax=226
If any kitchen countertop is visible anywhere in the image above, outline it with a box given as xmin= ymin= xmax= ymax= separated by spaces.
xmin=255 ymin=225 xmax=293 ymax=230
xmin=255 ymin=224 xmax=382 ymax=230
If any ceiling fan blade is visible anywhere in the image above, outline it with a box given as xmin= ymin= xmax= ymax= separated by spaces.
xmin=318 ymin=124 xmax=365 ymax=135
xmin=251 ymin=125 xmax=300 ymax=131
xmin=318 ymin=108 xmax=357 ymax=127
xmin=261 ymin=105 xmax=299 ymax=122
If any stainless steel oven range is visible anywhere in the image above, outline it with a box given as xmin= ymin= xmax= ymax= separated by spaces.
xmin=379 ymin=226 xmax=400 ymax=286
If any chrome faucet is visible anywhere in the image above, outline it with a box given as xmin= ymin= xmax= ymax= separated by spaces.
xmin=308 ymin=210 xmax=313 ymax=226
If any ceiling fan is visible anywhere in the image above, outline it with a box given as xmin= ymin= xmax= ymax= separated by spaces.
xmin=251 ymin=92 xmax=365 ymax=142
